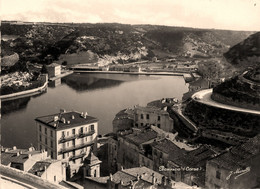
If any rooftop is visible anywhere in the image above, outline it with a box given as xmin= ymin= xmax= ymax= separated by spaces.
xmin=35 ymin=111 xmax=98 ymax=130
xmin=1 ymin=147 xmax=45 ymax=166
xmin=123 ymin=130 xmax=158 ymax=146
xmin=153 ymin=138 xmax=184 ymax=157
xmin=170 ymin=145 xmax=217 ymax=168
xmin=47 ymin=63 xmax=61 ymax=67
xmin=134 ymin=105 xmax=169 ymax=115
xmin=28 ymin=160 xmax=59 ymax=177
xmin=85 ymin=176 xmax=109 ymax=184
xmin=209 ymin=134 xmax=260 ymax=170
xmin=84 ymin=152 xmax=102 ymax=166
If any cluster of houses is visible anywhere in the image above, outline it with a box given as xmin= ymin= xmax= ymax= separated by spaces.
xmin=105 ymin=98 xmax=260 ymax=189
xmin=1 ymin=99 xmax=259 ymax=189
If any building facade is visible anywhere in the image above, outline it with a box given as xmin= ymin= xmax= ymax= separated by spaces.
xmin=35 ymin=111 xmax=98 ymax=167
xmin=47 ymin=63 xmax=61 ymax=78
xmin=205 ymin=134 xmax=260 ymax=189
xmin=134 ymin=105 xmax=174 ymax=133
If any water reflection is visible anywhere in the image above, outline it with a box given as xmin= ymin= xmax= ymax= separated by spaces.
xmin=49 ymin=78 xmax=61 ymax=88
xmin=62 ymin=74 xmax=124 ymax=92
xmin=2 ymin=97 xmax=31 ymax=115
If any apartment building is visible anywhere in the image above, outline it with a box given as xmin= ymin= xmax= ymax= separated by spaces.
xmin=35 ymin=110 xmax=98 ymax=166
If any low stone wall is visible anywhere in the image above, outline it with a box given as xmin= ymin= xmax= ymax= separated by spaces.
xmin=0 ymin=165 xmax=67 ymax=189
xmin=211 ymin=93 xmax=260 ymax=111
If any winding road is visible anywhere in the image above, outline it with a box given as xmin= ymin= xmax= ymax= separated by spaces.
xmin=192 ymin=89 xmax=260 ymax=115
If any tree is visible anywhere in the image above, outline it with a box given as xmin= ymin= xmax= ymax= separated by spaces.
xmin=41 ymin=64 xmax=48 ymax=74
xmin=62 ymin=61 xmax=68 ymax=66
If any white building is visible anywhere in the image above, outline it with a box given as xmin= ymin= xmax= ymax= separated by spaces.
xmin=47 ymin=63 xmax=61 ymax=78
xmin=35 ymin=111 xmax=98 ymax=167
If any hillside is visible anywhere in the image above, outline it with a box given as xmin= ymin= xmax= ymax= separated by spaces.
xmin=1 ymin=21 xmax=255 ymax=66
xmin=224 ymin=32 xmax=260 ymax=68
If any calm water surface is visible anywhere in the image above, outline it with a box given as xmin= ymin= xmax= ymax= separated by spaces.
xmin=1 ymin=73 xmax=189 ymax=148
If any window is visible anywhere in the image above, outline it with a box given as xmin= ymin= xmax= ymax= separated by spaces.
xmin=72 ymin=139 xmax=75 ymax=146
xmin=94 ymin=169 xmax=97 ymax=177
xmin=72 ymin=129 xmax=75 ymax=135
xmin=158 ymin=116 xmax=160 ymax=121
xmin=62 ymin=131 xmax=65 ymax=137
xmin=85 ymin=127 xmax=88 ymax=132
xmin=62 ymin=154 xmax=65 ymax=159
xmin=54 ymin=176 xmax=56 ymax=182
xmin=91 ymin=125 xmax=94 ymax=131
xmin=45 ymin=137 xmax=47 ymax=145
xmin=135 ymin=123 xmax=138 ymax=127
xmin=216 ymin=170 xmax=221 ymax=179
xmin=45 ymin=128 xmax=47 ymax=134
xmin=86 ymin=137 xmax=88 ymax=142
xmin=146 ymin=114 xmax=149 ymax=119
xmin=50 ymin=130 xmax=53 ymax=137
xmin=39 ymin=125 xmax=42 ymax=132
xmin=67 ymin=131 xmax=69 ymax=136
xmin=51 ymin=151 xmax=53 ymax=158
xmin=68 ymin=153 xmax=70 ymax=157
xmin=141 ymin=123 xmax=143 ymax=126
xmin=141 ymin=114 xmax=144 ymax=119
xmin=40 ymin=145 xmax=42 ymax=150
xmin=80 ymin=127 xmax=83 ymax=133
xmin=67 ymin=142 xmax=69 ymax=147
xmin=39 ymin=135 xmax=42 ymax=141
xmin=51 ymin=140 xmax=53 ymax=148
xmin=157 ymin=124 xmax=161 ymax=128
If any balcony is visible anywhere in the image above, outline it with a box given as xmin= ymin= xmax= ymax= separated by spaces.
xmin=78 ymin=130 xmax=95 ymax=138
xmin=58 ymin=141 xmax=94 ymax=154
xmin=59 ymin=134 xmax=77 ymax=143
xmin=58 ymin=130 xmax=95 ymax=143
xmin=69 ymin=152 xmax=86 ymax=161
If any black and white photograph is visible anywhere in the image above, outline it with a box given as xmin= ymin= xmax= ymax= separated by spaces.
xmin=0 ymin=0 xmax=259 ymax=188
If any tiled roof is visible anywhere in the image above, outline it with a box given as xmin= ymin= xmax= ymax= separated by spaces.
xmin=209 ymin=134 xmax=260 ymax=170
xmin=1 ymin=153 xmax=14 ymax=165
xmin=85 ymin=176 xmax=109 ymax=184
xmin=124 ymin=130 xmax=158 ymax=146
xmin=170 ymin=145 xmax=216 ymax=168
xmin=1 ymin=148 xmax=43 ymax=165
xmin=153 ymin=138 xmax=184 ymax=157
xmin=134 ymin=105 xmax=169 ymax=115
xmin=84 ymin=152 xmax=102 ymax=166
xmin=28 ymin=161 xmax=52 ymax=177
xmin=1 ymin=153 xmax=29 ymax=165
xmin=35 ymin=111 xmax=98 ymax=130
xmin=112 ymin=171 xmax=136 ymax=184
xmin=122 ymin=167 xmax=163 ymax=185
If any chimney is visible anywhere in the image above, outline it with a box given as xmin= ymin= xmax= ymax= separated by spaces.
xmin=84 ymin=112 xmax=88 ymax=118
xmin=137 ymin=174 xmax=140 ymax=181
xmin=16 ymin=151 xmax=20 ymax=156
xmin=71 ymin=115 xmax=75 ymax=119
xmin=28 ymin=147 xmax=35 ymax=151
xmin=13 ymin=146 xmax=17 ymax=150
xmin=54 ymin=116 xmax=59 ymax=122
xmin=109 ymin=173 xmax=113 ymax=181
xmin=28 ymin=154 xmax=32 ymax=159
xmin=61 ymin=117 xmax=66 ymax=124
xmin=152 ymin=173 xmax=156 ymax=184
xmin=67 ymin=120 xmax=70 ymax=124
xmin=121 ymin=166 xmax=124 ymax=171
xmin=81 ymin=112 xmax=84 ymax=117
xmin=161 ymin=176 xmax=167 ymax=186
